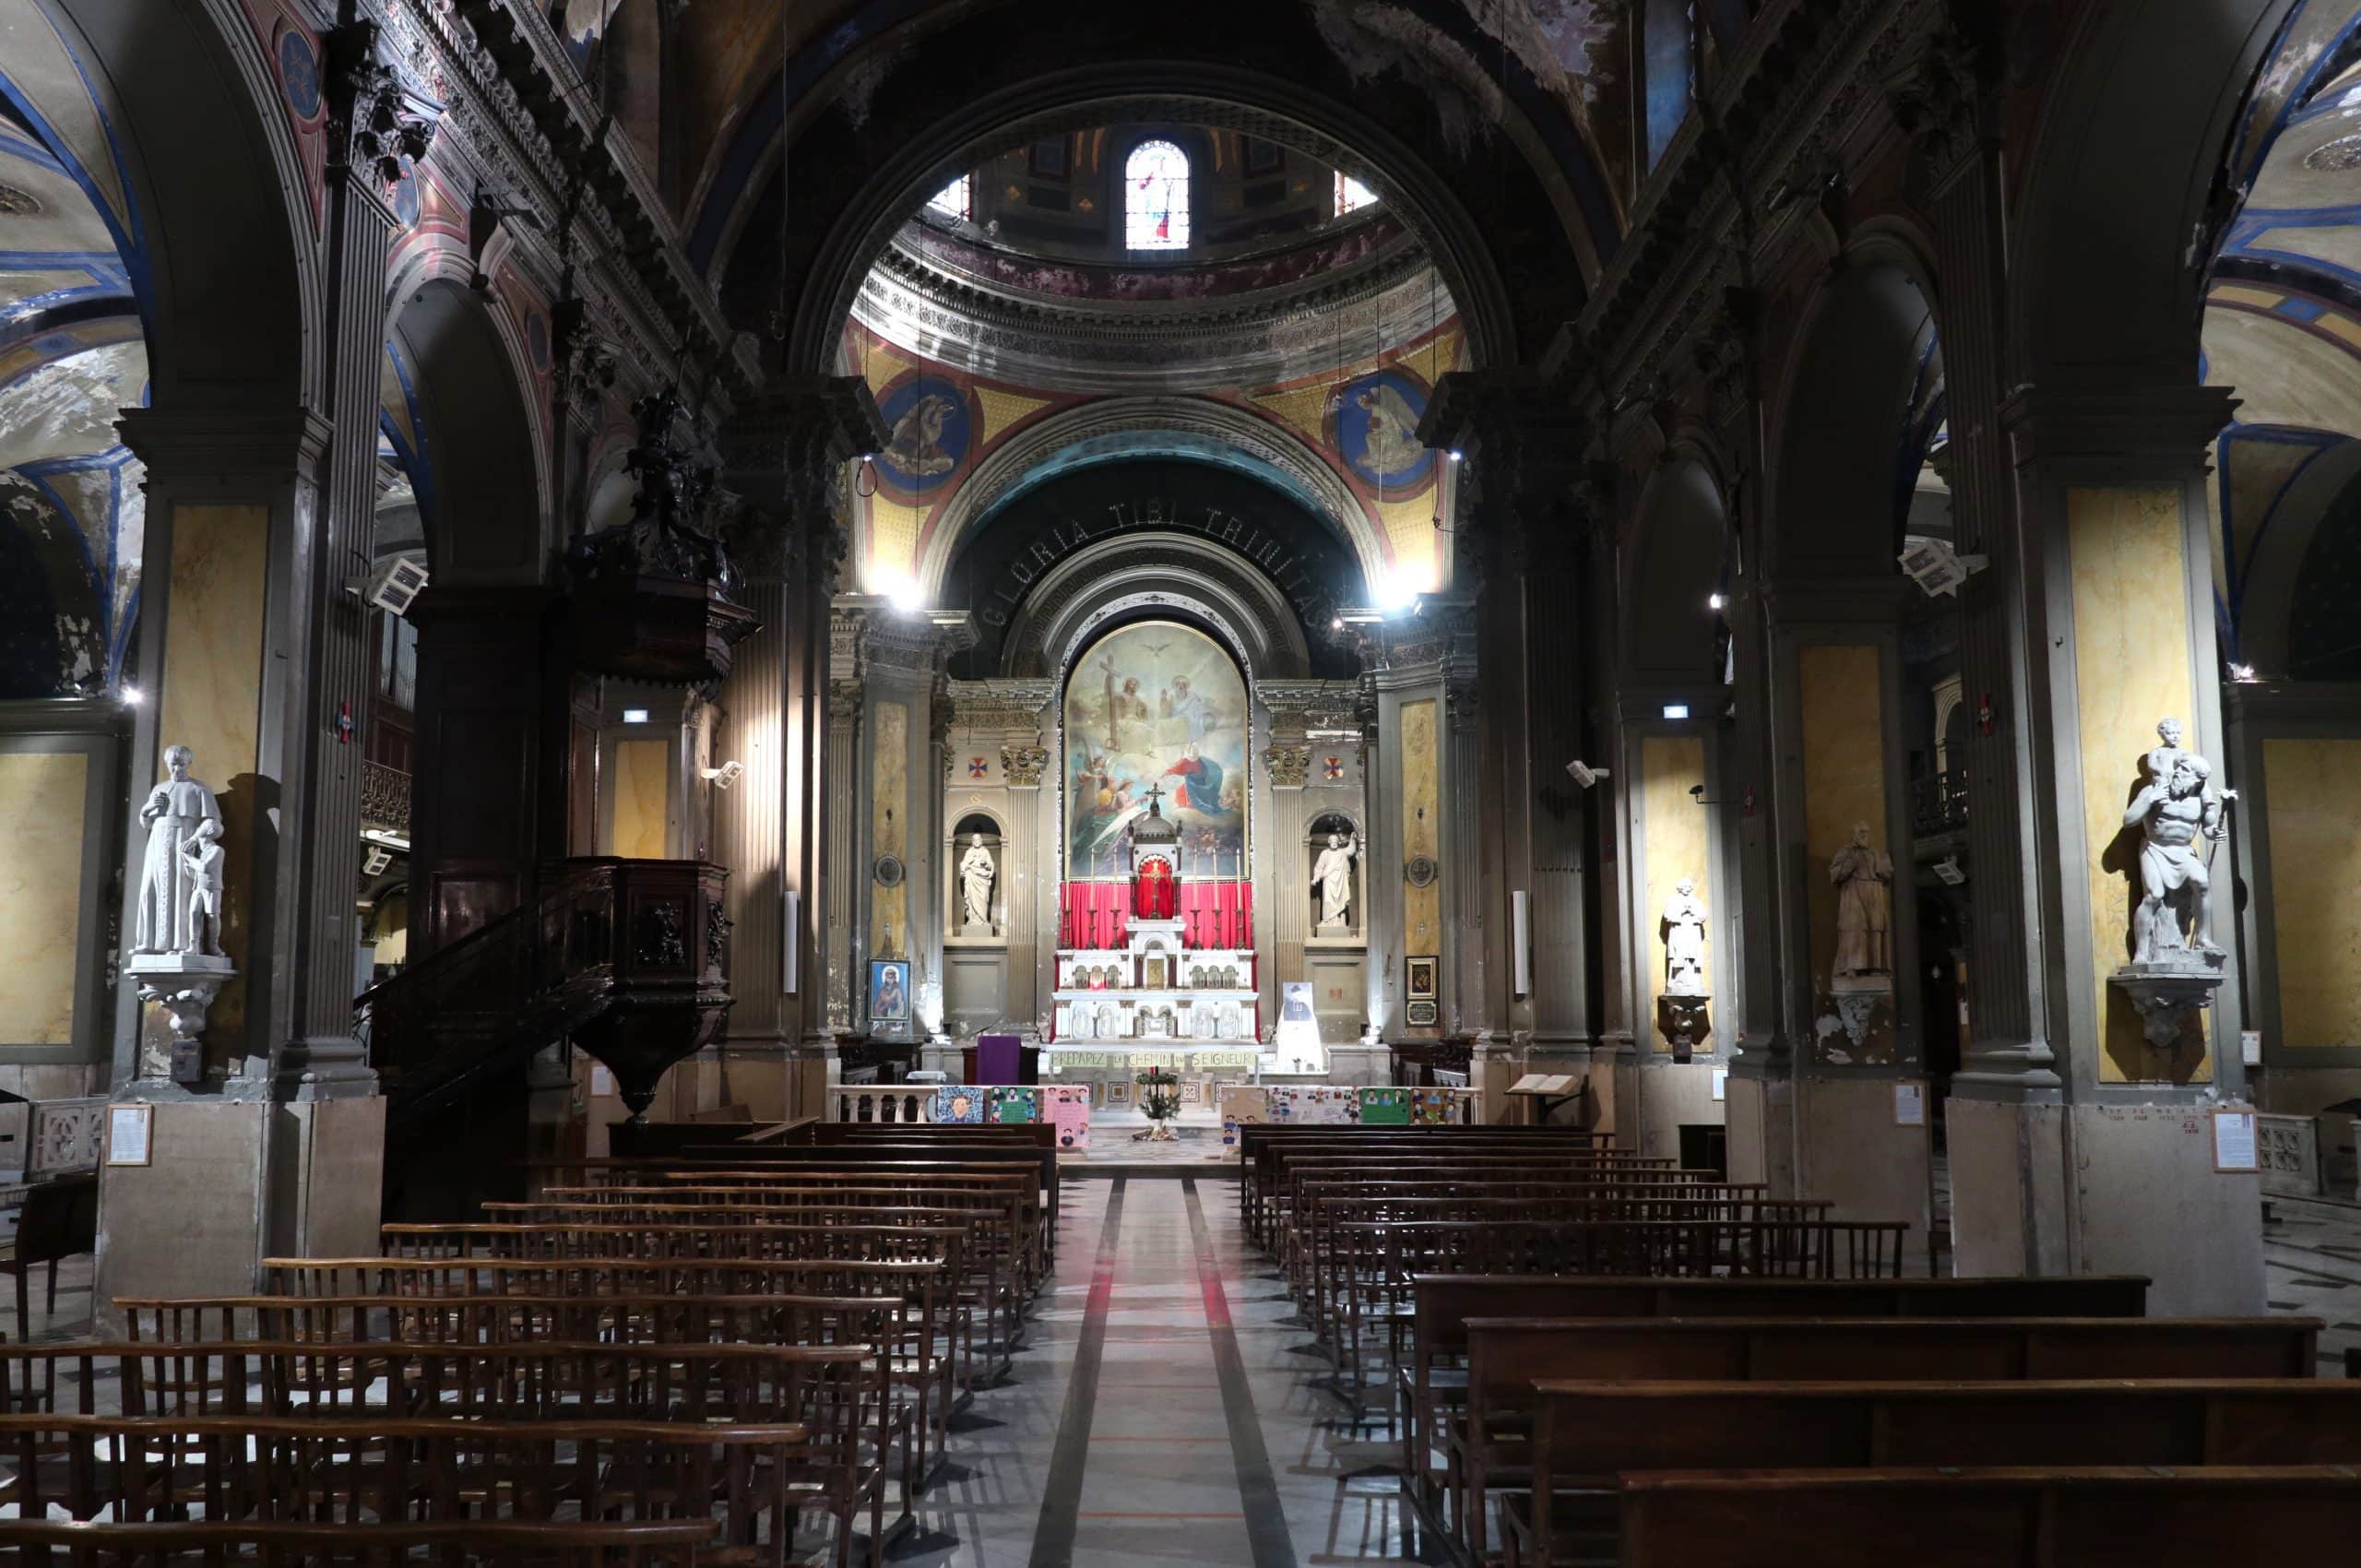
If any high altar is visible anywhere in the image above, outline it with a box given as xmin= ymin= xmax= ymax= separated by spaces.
xmin=1049 ymin=787 xmax=1261 ymax=1056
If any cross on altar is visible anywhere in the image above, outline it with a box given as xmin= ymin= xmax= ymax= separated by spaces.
xmin=1143 ymin=782 xmax=1164 ymax=814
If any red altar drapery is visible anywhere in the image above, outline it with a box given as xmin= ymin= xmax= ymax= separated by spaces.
xmin=1058 ymin=879 xmax=1254 ymax=949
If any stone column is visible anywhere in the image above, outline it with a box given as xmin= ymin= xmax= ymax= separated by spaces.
xmin=90 ymin=27 xmax=440 ymax=1318
xmin=997 ymin=712 xmax=1052 ymax=1034
xmin=274 ymin=26 xmax=430 ymax=1100
xmin=824 ymin=612 xmax=865 ymax=1041
xmin=1952 ymin=383 xmax=2264 ymax=1313
xmin=1423 ymin=373 xmax=1590 ymax=1119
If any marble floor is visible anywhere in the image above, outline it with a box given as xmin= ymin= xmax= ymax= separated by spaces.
xmin=885 ymin=1174 xmax=1435 ymax=1568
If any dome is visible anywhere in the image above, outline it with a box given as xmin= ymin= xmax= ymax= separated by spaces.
xmin=1131 ymin=787 xmax=1180 ymax=846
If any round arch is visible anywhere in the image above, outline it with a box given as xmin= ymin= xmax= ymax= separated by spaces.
xmin=918 ymin=397 xmax=1394 ymax=600
xmin=386 ymin=279 xmax=548 ymax=585
xmin=4 ymin=0 xmax=314 ymax=411
xmin=729 ymin=0 xmax=1612 ymax=381
xmin=1622 ymin=452 xmax=1732 ymax=693
xmin=1003 ymin=531 xmax=1314 ymax=683
xmin=2011 ymin=0 xmax=2299 ymax=390
xmin=1767 ymin=259 xmax=1940 ymax=580
xmin=2239 ymin=435 xmax=2361 ymax=677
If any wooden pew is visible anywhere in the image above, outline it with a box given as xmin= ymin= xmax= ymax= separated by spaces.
xmin=116 ymin=1290 xmax=961 ymax=1489
xmin=0 ymin=1518 xmax=724 ymax=1565
xmin=1614 ymin=1467 xmax=2361 ymax=1567
xmin=1511 ymin=1379 xmax=2361 ymax=1568
xmin=1394 ymin=1273 xmax=2153 ymax=1517
xmin=0 ymin=1339 xmax=899 ymax=1555
xmin=0 ymin=1415 xmax=821 ymax=1568
xmin=1448 ymin=1318 xmax=2322 ymax=1557
xmin=1327 ymin=1218 xmax=1911 ymax=1390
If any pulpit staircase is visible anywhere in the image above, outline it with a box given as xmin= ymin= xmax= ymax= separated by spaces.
xmin=357 ymin=857 xmax=732 ymax=1212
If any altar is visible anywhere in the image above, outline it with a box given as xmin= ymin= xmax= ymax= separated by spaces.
xmin=1048 ymin=785 xmax=1273 ymax=1087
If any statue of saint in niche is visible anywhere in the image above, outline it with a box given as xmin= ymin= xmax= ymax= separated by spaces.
xmin=1311 ymin=830 xmax=1360 ymax=930
xmin=1661 ymin=877 xmax=1707 ymax=996
xmin=958 ymin=833 xmax=995 ymax=929
xmin=133 ymin=746 xmax=224 ymax=957
xmin=1829 ymin=822 xmax=1893 ymax=978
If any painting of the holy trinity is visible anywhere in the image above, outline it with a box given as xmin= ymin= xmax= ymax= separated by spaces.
xmin=1063 ymin=620 xmax=1249 ymax=876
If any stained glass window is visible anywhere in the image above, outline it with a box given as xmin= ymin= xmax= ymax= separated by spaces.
xmin=1335 ymin=172 xmax=1379 ymax=216
xmin=1124 ymin=139 xmax=1189 ymax=251
xmin=927 ymin=173 xmax=970 ymax=222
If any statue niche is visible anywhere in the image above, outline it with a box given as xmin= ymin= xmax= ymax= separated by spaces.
xmin=948 ymin=813 xmax=1003 ymax=939
xmin=1306 ymin=812 xmax=1362 ymax=940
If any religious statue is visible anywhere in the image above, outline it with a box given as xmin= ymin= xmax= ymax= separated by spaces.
xmin=184 ymin=826 xmax=227 ymax=958
xmin=133 ymin=746 xmax=224 ymax=956
xmin=1828 ymin=822 xmax=1893 ymax=978
xmin=958 ymin=833 xmax=995 ymax=929
xmin=1661 ymin=876 xmax=1707 ymax=995
xmin=2125 ymin=745 xmax=2233 ymax=966
xmin=1311 ymin=830 xmax=1360 ymax=930
xmin=2143 ymin=717 xmax=2190 ymax=789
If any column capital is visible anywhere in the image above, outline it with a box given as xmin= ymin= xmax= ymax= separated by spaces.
xmin=118 ymin=409 xmax=333 ymax=490
xmin=2000 ymin=384 xmax=2238 ymax=482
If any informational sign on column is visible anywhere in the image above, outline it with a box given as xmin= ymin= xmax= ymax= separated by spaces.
xmin=2212 ymin=1110 xmax=2259 ymax=1173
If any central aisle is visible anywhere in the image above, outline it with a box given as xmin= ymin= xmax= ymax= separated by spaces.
xmin=900 ymin=1176 xmax=1432 ymax=1568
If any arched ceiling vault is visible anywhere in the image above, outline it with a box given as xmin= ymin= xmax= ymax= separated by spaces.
xmin=919 ymin=396 xmax=1394 ymax=601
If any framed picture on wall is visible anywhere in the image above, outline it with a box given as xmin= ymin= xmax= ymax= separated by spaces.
xmin=1406 ymin=955 xmax=1439 ymax=1002
xmin=868 ymin=959 xmax=910 ymax=1024
xmin=1406 ymin=1000 xmax=1440 ymax=1028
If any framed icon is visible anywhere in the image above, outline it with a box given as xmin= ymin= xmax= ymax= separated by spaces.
xmin=868 ymin=959 xmax=911 ymax=1023
xmin=1406 ymin=955 xmax=1440 ymax=1002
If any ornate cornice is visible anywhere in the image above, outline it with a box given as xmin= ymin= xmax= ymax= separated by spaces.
xmin=947 ymin=677 xmax=1059 ymax=730
xmin=397 ymin=0 xmax=757 ymax=404
xmin=855 ymin=229 xmax=1453 ymax=395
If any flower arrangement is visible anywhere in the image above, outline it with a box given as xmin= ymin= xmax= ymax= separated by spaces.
xmin=1133 ymin=1066 xmax=1181 ymax=1141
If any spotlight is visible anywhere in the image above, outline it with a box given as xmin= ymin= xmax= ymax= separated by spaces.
xmin=701 ymin=760 xmax=747 ymax=790
xmin=1447 ymin=449 xmax=1465 ymax=462
xmin=1708 ymin=592 xmax=1726 ymax=611
xmin=2227 ymin=662 xmax=2259 ymax=683
xmin=1663 ymin=704 xmax=1691 ymax=720
xmin=1565 ymin=760 xmax=1608 ymax=789
xmin=120 ymin=685 xmax=143 ymax=707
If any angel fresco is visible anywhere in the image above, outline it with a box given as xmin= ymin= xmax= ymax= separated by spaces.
xmin=1354 ymin=380 xmax=1428 ymax=480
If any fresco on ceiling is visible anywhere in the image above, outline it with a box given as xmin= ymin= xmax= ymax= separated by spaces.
xmin=875 ymin=372 xmax=975 ymax=493
xmin=1064 ymin=620 xmax=1249 ymax=876
xmin=1329 ymin=366 xmax=1434 ymax=493
xmin=552 ymin=0 xmax=625 ymax=73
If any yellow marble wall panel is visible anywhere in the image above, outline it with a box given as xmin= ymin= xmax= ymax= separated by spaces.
xmin=0 ymin=753 xmax=86 ymax=1044
xmin=157 ymin=503 xmax=267 ymax=1035
xmin=2067 ymin=484 xmax=2210 ymax=1083
xmin=872 ymin=701 xmax=908 ymax=960
xmin=1400 ymin=699 xmax=1440 ymax=1024
xmin=1640 ymin=735 xmax=1711 ymax=1051
xmin=2264 ymin=738 xmax=2361 ymax=1047
xmin=1798 ymin=646 xmax=1887 ymax=991
xmin=609 ymin=740 xmax=670 ymax=859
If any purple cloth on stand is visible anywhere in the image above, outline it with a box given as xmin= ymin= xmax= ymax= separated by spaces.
xmin=975 ymin=1033 xmax=1022 ymax=1086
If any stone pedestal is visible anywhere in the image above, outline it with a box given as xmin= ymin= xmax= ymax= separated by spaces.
xmin=1949 ymin=1096 xmax=2265 ymax=1316
xmin=126 ymin=953 xmax=235 ymax=1085
xmin=91 ymin=1095 xmax=385 ymax=1335
xmin=1655 ymin=992 xmax=1711 ymax=1060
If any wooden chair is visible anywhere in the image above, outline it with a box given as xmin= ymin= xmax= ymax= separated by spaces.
xmin=0 ymin=1172 xmax=95 ymax=1336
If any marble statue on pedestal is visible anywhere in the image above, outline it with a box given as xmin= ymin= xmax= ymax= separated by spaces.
xmin=2125 ymin=749 xmax=2232 ymax=967
xmin=1311 ymin=830 xmax=1359 ymax=930
xmin=1661 ymin=877 xmax=1707 ymax=996
xmin=125 ymin=744 xmax=235 ymax=1082
xmin=133 ymin=746 xmax=223 ymax=956
xmin=958 ymin=833 xmax=996 ymax=930
xmin=1829 ymin=822 xmax=1893 ymax=978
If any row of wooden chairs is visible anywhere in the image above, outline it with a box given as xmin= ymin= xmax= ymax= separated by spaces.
xmin=0 ymin=1125 xmax=1062 ymax=1565
xmin=1236 ymin=1123 xmax=2355 ymax=1565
